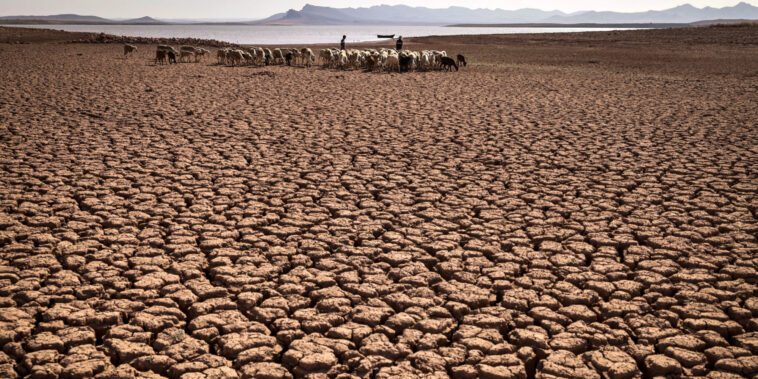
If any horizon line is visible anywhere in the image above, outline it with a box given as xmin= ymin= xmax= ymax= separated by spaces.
xmin=1 ymin=1 xmax=756 ymax=20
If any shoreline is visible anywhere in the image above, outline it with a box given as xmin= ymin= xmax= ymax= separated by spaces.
xmin=0 ymin=21 xmax=690 ymax=28
xmin=0 ymin=23 xmax=655 ymax=47
xmin=446 ymin=22 xmax=689 ymax=28
xmin=3 ymin=24 xmax=757 ymax=55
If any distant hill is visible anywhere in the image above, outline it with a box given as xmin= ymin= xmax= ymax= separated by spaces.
xmin=122 ymin=16 xmax=165 ymax=24
xmin=690 ymin=18 xmax=758 ymax=26
xmin=253 ymin=4 xmax=569 ymax=25
xmin=546 ymin=2 xmax=758 ymax=23
xmin=256 ymin=7 xmax=353 ymax=25
xmin=0 ymin=14 xmax=113 ymax=24
xmin=0 ymin=14 xmax=166 ymax=25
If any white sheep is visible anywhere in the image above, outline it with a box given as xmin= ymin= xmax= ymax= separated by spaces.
xmin=246 ymin=47 xmax=259 ymax=65
xmin=338 ymin=50 xmax=348 ymax=69
xmin=241 ymin=51 xmax=254 ymax=65
xmin=194 ymin=48 xmax=210 ymax=62
xmin=347 ymin=50 xmax=360 ymax=69
xmin=228 ymin=49 xmax=244 ymax=66
xmin=386 ymin=53 xmax=400 ymax=72
xmin=158 ymin=45 xmax=179 ymax=55
xmin=254 ymin=48 xmax=265 ymax=65
xmin=419 ymin=52 xmax=431 ymax=71
xmin=263 ymin=48 xmax=274 ymax=65
xmin=180 ymin=50 xmax=194 ymax=63
xmin=301 ymin=48 xmax=315 ymax=67
xmin=326 ymin=49 xmax=339 ymax=68
xmin=379 ymin=50 xmax=389 ymax=70
xmin=217 ymin=48 xmax=228 ymax=64
xmin=318 ymin=49 xmax=330 ymax=67
xmin=272 ymin=48 xmax=285 ymax=65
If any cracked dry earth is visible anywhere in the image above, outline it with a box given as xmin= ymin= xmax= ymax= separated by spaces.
xmin=1 ymin=27 xmax=758 ymax=379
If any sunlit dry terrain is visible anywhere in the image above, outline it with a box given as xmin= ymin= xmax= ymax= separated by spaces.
xmin=0 ymin=26 xmax=757 ymax=378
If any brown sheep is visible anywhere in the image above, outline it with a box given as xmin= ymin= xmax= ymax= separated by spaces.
xmin=365 ymin=55 xmax=377 ymax=71
xmin=217 ymin=49 xmax=227 ymax=64
xmin=180 ymin=50 xmax=194 ymax=63
xmin=194 ymin=48 xmax=210 ymax=62
xmin=228 ymin=50 xmax=244 ymax=66
xmin=440 ymin=56 xmax=458 ymax=72
xmin=123 ymin=44 xmax=137 ymax=58
xmin=155 ymin=50 xmax=166 ymax=65
xmin=456 ymin=54 xmax=467 ymax=67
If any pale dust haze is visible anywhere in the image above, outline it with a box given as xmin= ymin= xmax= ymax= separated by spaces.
xmin=1 ymin=0 xmax=755 ymax=19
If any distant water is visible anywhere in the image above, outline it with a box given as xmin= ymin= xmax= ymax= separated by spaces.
xmin=4 ymin=24 xmax=638 ymax=45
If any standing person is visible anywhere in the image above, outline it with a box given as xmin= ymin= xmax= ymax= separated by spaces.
xmin=340 ymin=35 xmax=346 ymax=50
xmin=396 ymin=36 xmax=403 ymax=51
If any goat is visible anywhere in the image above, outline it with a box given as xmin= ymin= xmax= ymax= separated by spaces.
xmin=158 ymin=45 xmax=179 ymax=56
xmin=365 ymin=55 xmax=377 ymax=71
xmin=123 ymin=44 xmax=137 ymax=58
xmin=456 ymin=54 xmax=467 ymax=67
xmin=285 ymin=52 xmax=294 ymax=66
xmin=155 ymin=50 xmax=166 ymax=65
xmin=180 ymin=50 xmax=194 ymax=63
xmin=440 ymin=56 xmax=458 ymax=72
xmin=194 ymin=48 xmax=210 ymax=62
xmin=399 ymin=54 xmax=413 ymax=72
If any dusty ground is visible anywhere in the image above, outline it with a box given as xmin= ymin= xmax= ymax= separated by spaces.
xmin=0 ymin=26 xmax=757 ymax=378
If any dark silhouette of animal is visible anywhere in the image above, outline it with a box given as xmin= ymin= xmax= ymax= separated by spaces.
xmin=440 ymin=56 xmax=458 ymax=72
xmin=123 ymin=44 xmax=137 ymax=58
xmin=167 ymin=51 xmax=177 ymax=64
xmin=285 ymin=52 xmax=294 ymax=66
xmin=399 ymin=54 xmax=413 ymax=72
xmin=456 ymin=54 xmax=467 ymax=67
xmin=365 ymin=55 xmax=377 ymax=71
xmin=264 ymin=49 xmax=273 ymax=66
xmin=155 ymin=50 xmax=166 ymax=65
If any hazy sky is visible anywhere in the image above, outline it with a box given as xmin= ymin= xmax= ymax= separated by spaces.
xmin=1 ymin=1 xmax=754 ymax=19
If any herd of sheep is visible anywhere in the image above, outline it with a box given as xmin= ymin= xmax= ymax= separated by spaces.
xmin=318 ymin=48 xmax=464 ymax=72
xmin=124 ymin=43 xmax=465 ymax=72
xmin=216 ymin=47 xmax=316 ymax=68
xmin=124 ymin=44 xmax=211 ymax=64
xmin=217 ymin=46 xmax=465 ymax=72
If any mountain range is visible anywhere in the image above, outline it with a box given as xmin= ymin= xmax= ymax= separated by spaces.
xmin=255 ymin=4 xmax=568 ymax=25
xmin=0 ymin=14 xmax=164 ymax=24
xmin=546 ymin=2 xmax=758 ymax=23
xmin=256 ymin=2 xmax=758 ymax=25
xmin=2 ymin=3 xmax=758 ymax=26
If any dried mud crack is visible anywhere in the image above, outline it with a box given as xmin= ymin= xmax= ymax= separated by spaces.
xmin=0 ymin=26 xmax=757 ymax=378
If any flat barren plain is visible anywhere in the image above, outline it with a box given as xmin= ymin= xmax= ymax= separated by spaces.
xmin=0 ymin=26 xmax=757 ymax=378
